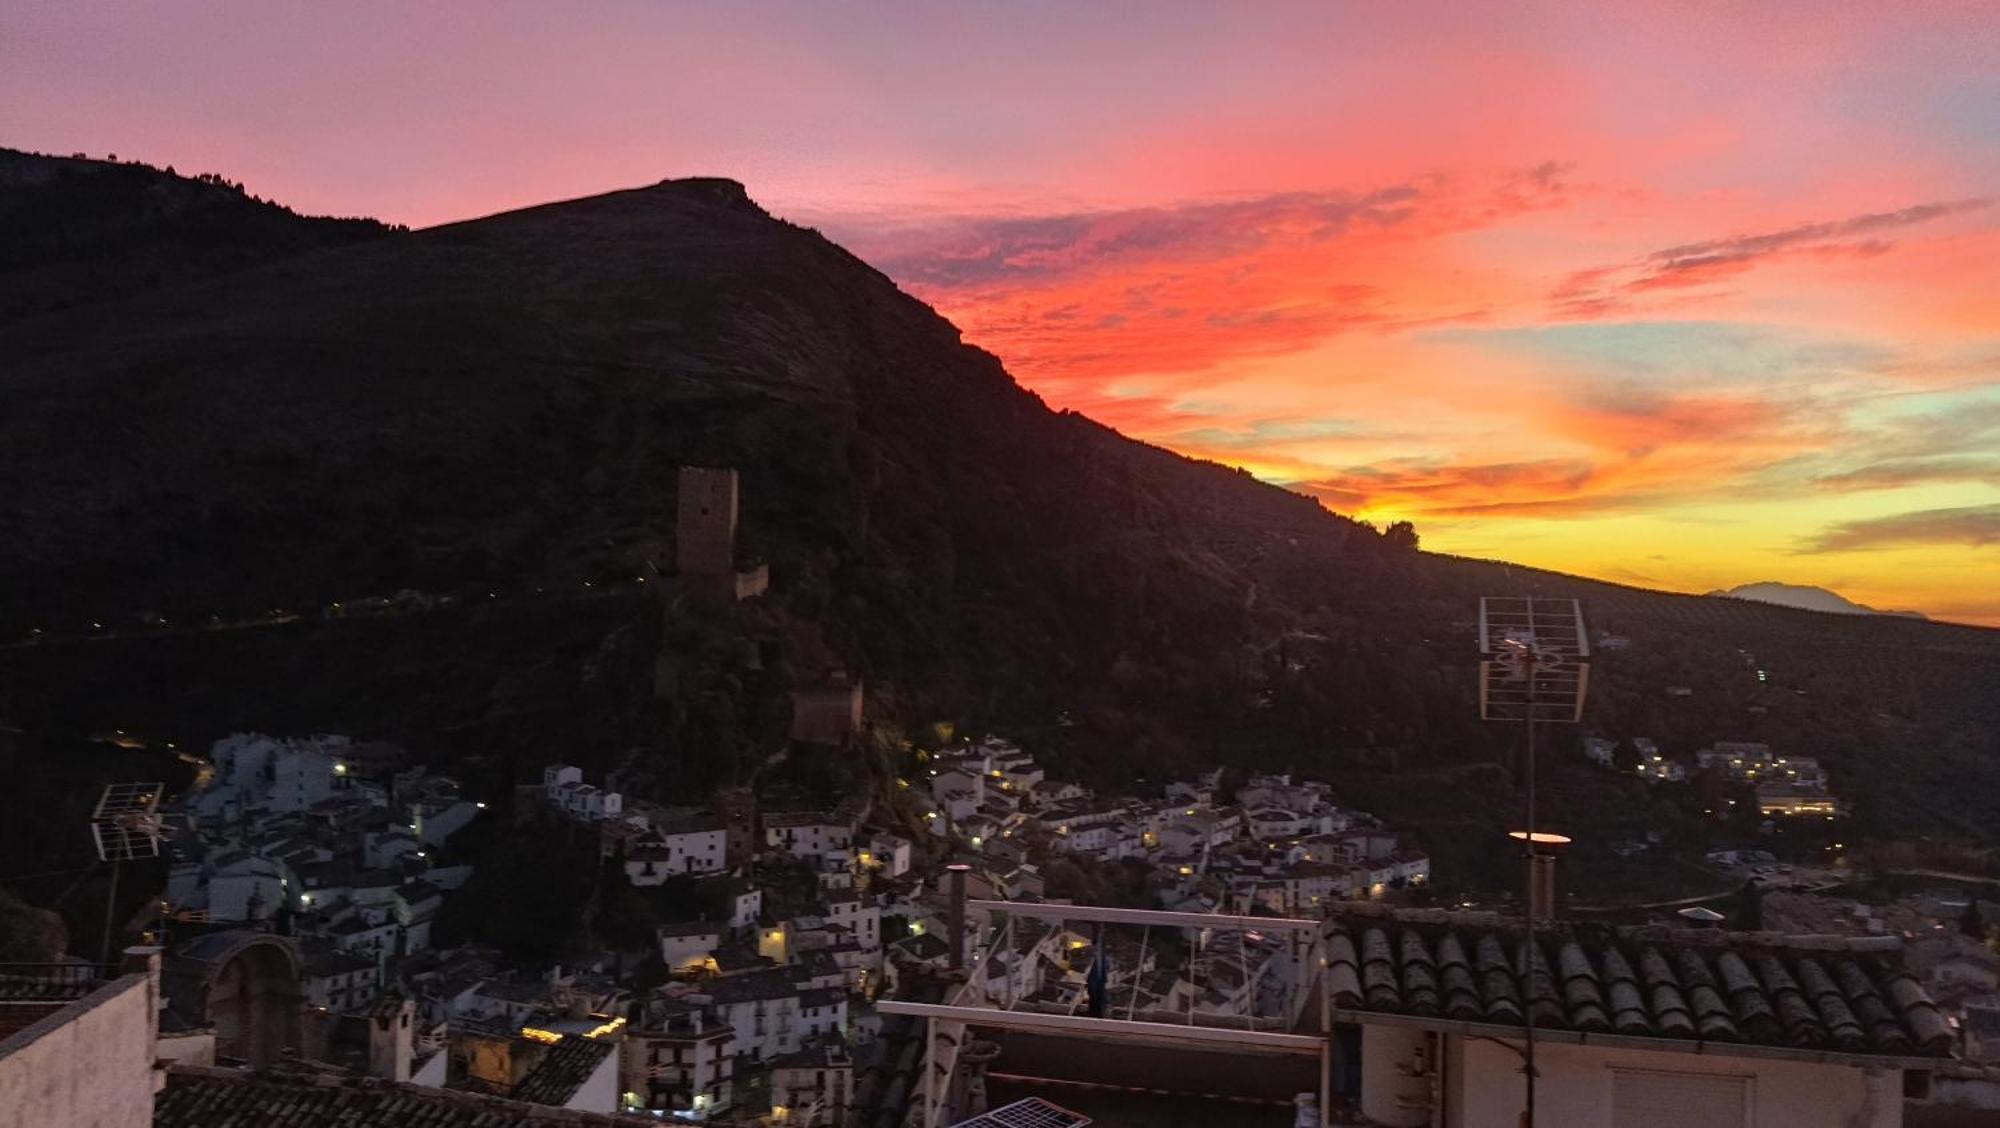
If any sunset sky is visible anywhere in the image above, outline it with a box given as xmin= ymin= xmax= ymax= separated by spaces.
xmin=6 ymin=2 xmax=1996 ymax=622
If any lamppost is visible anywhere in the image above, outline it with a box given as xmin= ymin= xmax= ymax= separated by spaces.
xmin=1478 ymin=597 xmax=1589 ymax=1128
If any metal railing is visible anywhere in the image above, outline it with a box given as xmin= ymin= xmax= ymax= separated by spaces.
xmin=882 ymin=901 xmax=1335 ymax=1128
xmin=0 ymin=963 xmax=119 ymax=1002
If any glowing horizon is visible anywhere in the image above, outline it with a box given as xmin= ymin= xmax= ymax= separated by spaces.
xmin=5 ymin=2 xmax=1994 ymax=622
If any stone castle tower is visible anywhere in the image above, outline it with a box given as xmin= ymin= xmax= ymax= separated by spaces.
xmin=675 ymin=467 xmax=738 ymax=577
xmin=714 ymin=786 xmax=757 ymax=868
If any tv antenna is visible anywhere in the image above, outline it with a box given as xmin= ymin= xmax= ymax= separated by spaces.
xmin=90 ymin=782 xmax=164 ymax=963
xmin=1476 ymin=597 xmax=1589 ymax=1128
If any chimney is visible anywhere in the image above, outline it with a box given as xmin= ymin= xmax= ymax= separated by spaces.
xmin=1510 ymin=831 xmax=1571 ymax=921
xmin=369 ymin=996 xmax=414 ymax=1083
xmin=1527 ymin=854 xmax=1557 ymax=921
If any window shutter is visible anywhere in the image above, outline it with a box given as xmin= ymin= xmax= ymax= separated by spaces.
xmin=1610 ymin=1068 xmax=1749 ymax=1128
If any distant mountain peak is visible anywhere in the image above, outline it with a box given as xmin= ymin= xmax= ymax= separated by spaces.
xmin=1709 ymin=581 xmax=1928 ymax=619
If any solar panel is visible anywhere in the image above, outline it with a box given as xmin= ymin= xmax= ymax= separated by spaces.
xmin=950 ymin=1097 xmax=1092 ymax=1128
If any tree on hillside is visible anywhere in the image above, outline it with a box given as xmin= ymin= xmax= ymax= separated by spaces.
xmin=1383 ymin=521 xmax=1420 ymax=550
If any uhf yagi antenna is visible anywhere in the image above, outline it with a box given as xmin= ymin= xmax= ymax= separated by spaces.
xmin=1478 ymin=597 xmax=1590 ymax=724
xmin=91 ymin=782 xmax=164 ymax=963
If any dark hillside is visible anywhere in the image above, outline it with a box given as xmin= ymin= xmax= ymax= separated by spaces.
xmin=0 ymin=148 xmax=397 ymax=326
xmin=1 ymin=158 xmax=1995 ymax=901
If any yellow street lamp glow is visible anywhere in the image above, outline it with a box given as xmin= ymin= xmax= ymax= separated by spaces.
xmin=1507 ymin=831 xmax=1573 ymax=845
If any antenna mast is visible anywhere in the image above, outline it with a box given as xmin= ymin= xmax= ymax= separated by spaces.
xmin=1477 ymin=597 xmax=1589 ymax=1128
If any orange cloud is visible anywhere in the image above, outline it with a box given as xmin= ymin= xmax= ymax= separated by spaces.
xmin=1296 ymin=458 xmax=1599 ymax=514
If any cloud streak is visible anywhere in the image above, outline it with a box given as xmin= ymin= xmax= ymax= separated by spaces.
xmin=1552 ymin=198 xmax=1993 ymax=318
xmin=1814 ymin=456 xmax=2000 ymax=491
xmin=1294 ymin=456 xmax=1600 ymax=514
xmin=863 ymin=185 xmax=1427 ymax=289
xmin=1799 ymin=504 xmax=2000 ymax=553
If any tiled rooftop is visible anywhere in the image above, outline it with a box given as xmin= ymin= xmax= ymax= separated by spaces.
xmin=697 ymin=967 xmax=799 ymax=1004
xmin=510 ymin=1035 xmax=616 ymax=1107
xmin=155 ymin=1065 xmax=653 ymax=1127
xmin=1322 ymin=905 xmax=1954 ymax=1057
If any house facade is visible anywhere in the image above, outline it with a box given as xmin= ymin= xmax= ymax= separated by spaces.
xmin=1322 ymin=905 xmax=1951 ymax=1128
xmin=764 ymin=812 xmax=853 ymax=859
xmin=623 ymin=1003 xmax=736 ymax=1117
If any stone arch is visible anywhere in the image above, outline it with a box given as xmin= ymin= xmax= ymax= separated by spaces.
xmin=167 ymin=931 xmax=304 ymax=1067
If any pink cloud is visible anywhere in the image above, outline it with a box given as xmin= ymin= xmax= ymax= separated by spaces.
xmin=1552 ymin=197 xmax=1993 ymax=316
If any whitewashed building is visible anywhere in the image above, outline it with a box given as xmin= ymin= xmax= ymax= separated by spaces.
xmin=763 ymin=811 xmax=853 ymax=858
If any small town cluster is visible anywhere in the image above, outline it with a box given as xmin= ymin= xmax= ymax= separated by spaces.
xmin=15 ymin=469 xmax=1996 ymax=1128
xmin=1582 ymin=735 xmax=1845 ymax=818
xmin=141 ymin=727 xmax=1429 ymax=1125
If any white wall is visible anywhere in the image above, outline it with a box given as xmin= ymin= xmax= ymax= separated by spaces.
xmin=868 ymin=836 xmax=913 ymax=877
xmin=1446 ymin=1034 xmax=1901 ymax=1128
xmin=661 ymin=931 xmax=722 ymax=970
xmin=568 ymin=1048 xmax=622 ymax=1113
xmin=411 ymin=1048 xmax=450 ymax=1088
xmin=208 ymin=872 xmax=285 ymax=921
xmin=1361 ymin=1024 xmax=1434 ymax=1127
xmin=1931 ymin=1074 xmax=2000 ymax=1111
xmin=665 ymin=830 xmax=726 ymax=873
xmin=0 ymin=974 xmax=157 ymax=1128
xmin=155 ymin=1030 xmax=216 ymax=1069
xmin=417 ymin=800 xmax=479 ymax=846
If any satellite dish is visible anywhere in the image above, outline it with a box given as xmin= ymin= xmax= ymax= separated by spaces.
xmin=91 ymin=782 xmax=165 ymax=862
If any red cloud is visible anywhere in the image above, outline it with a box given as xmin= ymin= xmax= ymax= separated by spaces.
xmin=819 ymin=166 xmax=1573 ymax=418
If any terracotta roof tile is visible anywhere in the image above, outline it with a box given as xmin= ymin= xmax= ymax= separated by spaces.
xmin=1360 ymin=929 xmax=1399 ymax=1010
xmin=156 ymin=1065 xmax=653 ymax=1127
xmin=1322 ymin=907 xmax=1951 ymax=1059
xmin=1520 ymin=940 xmax=1564 ymax=1030
xmin=511 ymin=1035 xmax=616 ymax=1107
xmin=1557 ymin=942 xmax=1608 ymax=1032
xmin=1473 ymin=934 xmax=1521 ymax=1024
